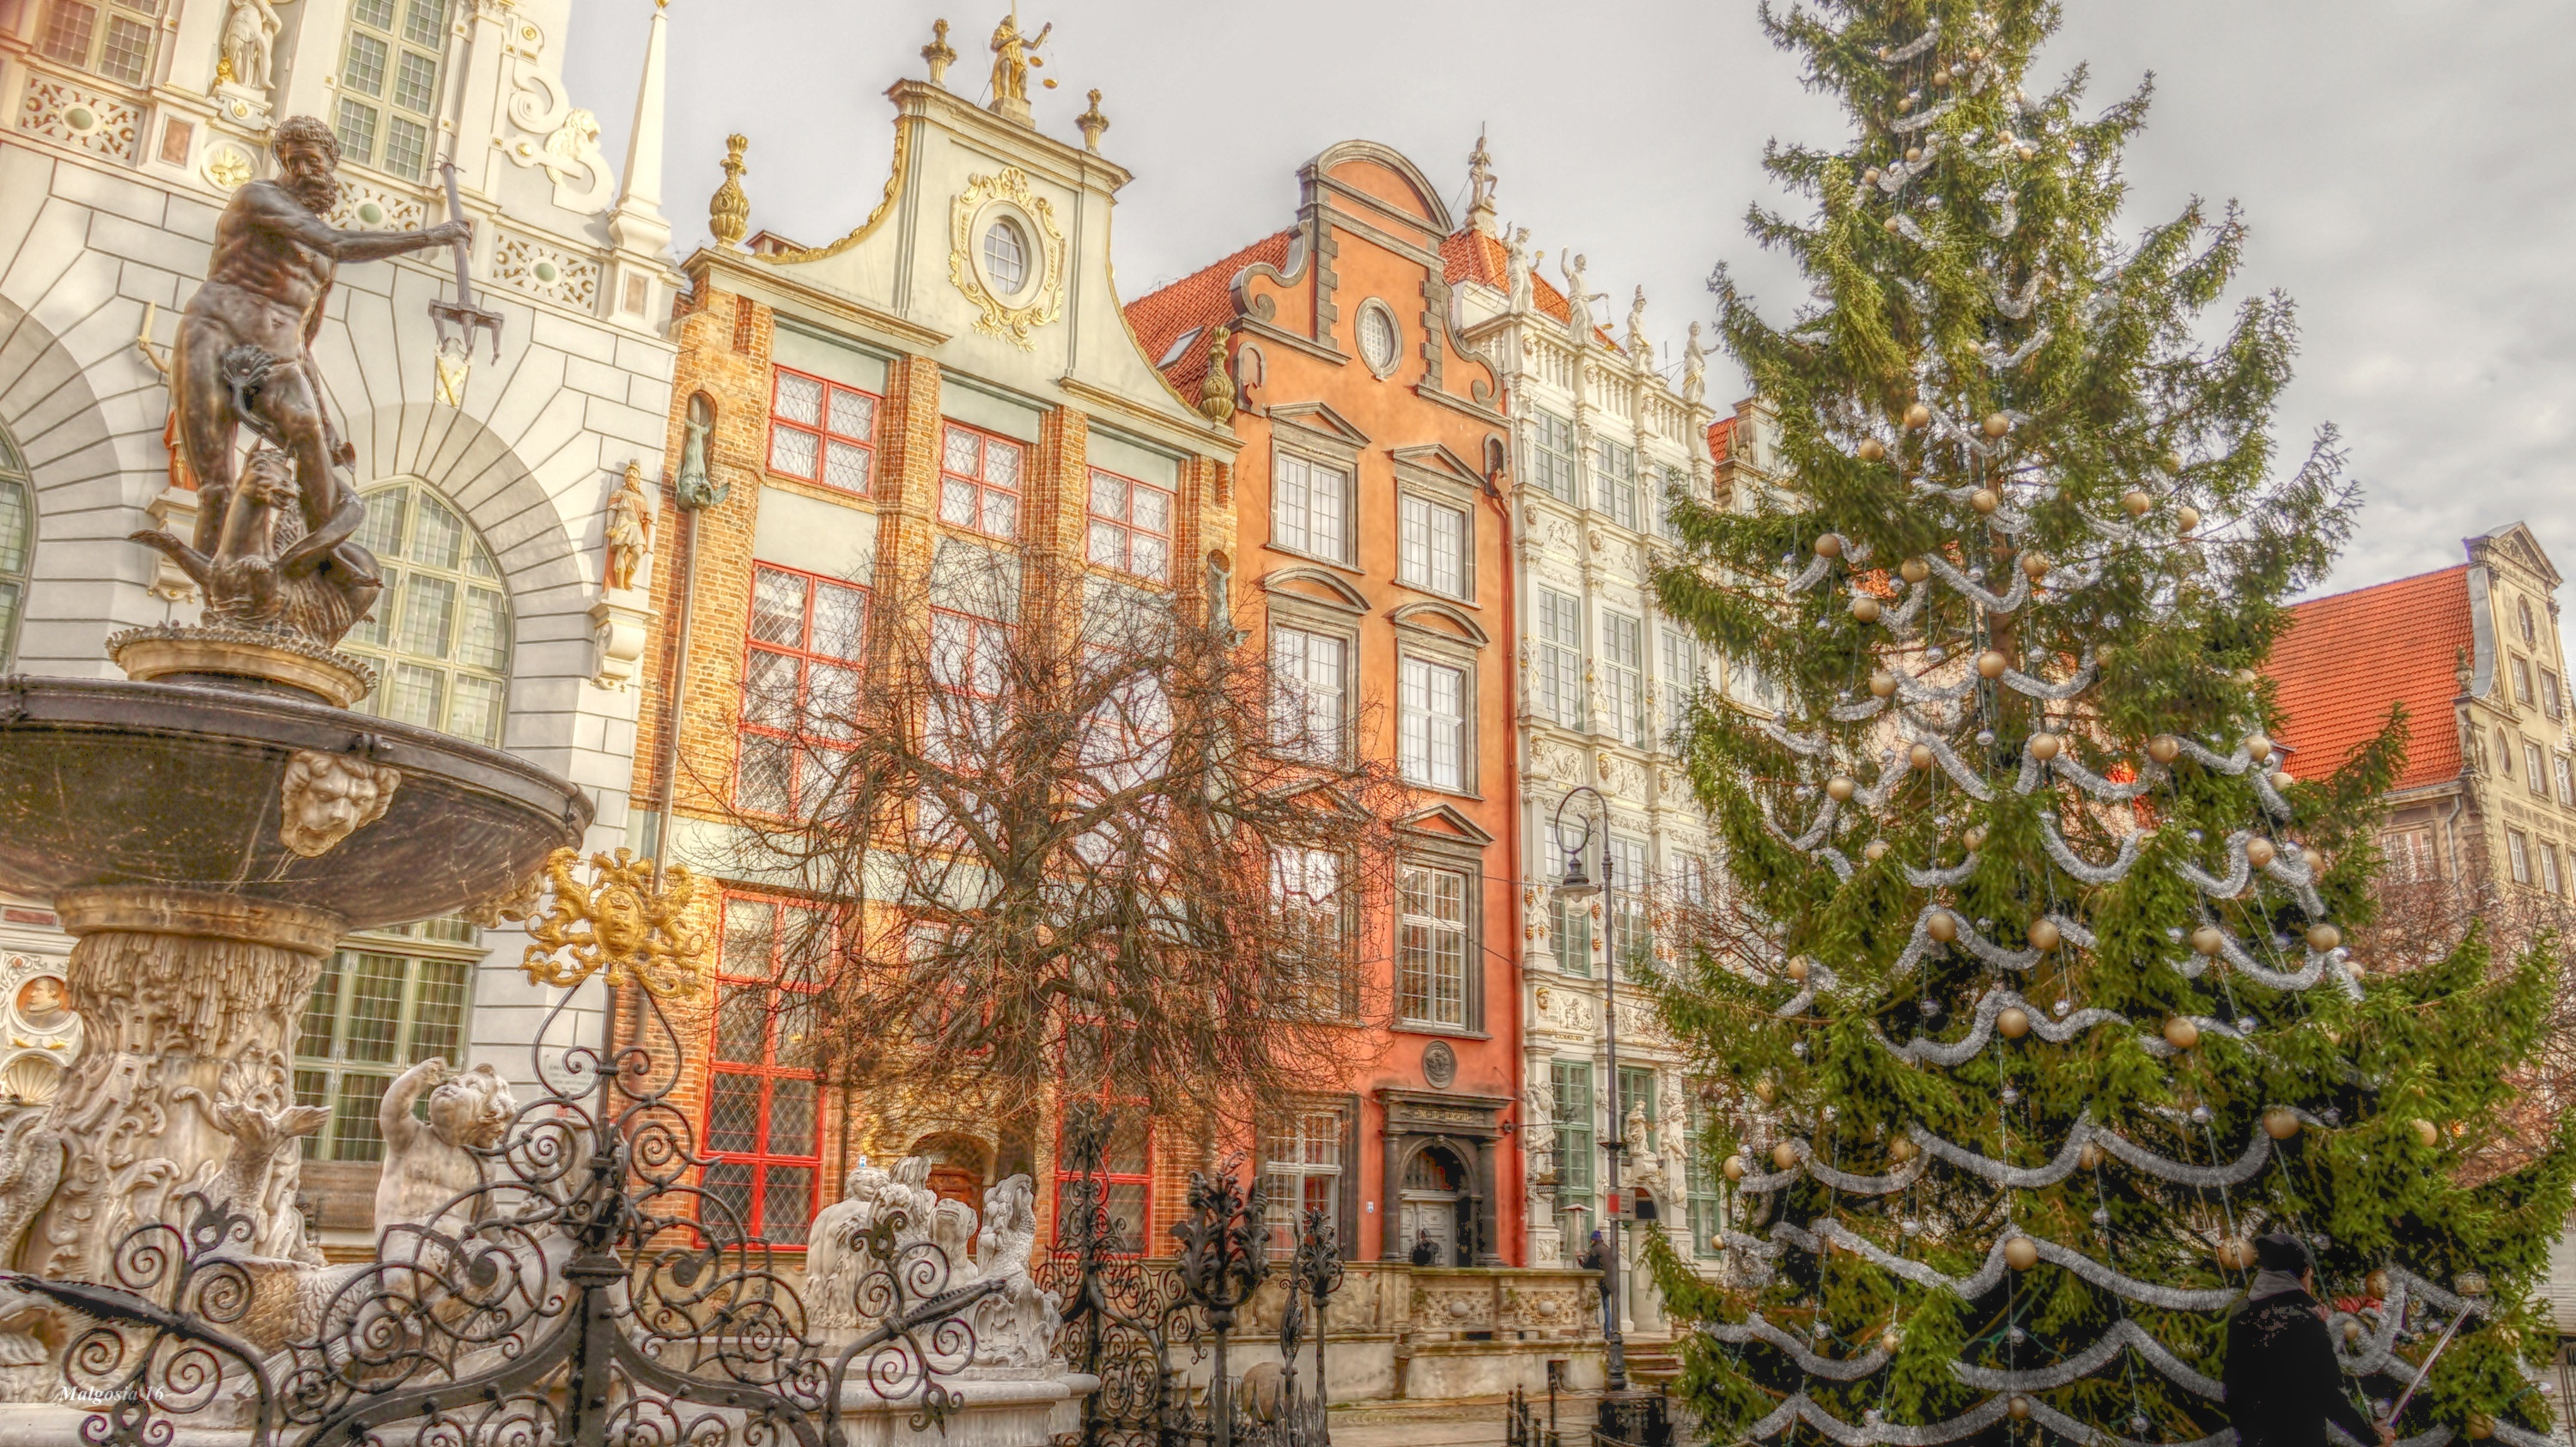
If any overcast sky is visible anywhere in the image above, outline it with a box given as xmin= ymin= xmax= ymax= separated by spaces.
xmin=563 ymin=0 xmax=2572 ymax=601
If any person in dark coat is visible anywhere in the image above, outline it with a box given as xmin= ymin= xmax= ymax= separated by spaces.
xmin=2224 ymin=1233 xmax=2393 ymax=1447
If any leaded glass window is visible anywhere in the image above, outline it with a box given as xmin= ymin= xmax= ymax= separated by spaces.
xmin=336 ymin=0 xmax=447 ymax=179
xmin=343 ymin=480 xmax=512 ymax=746
xmin=39 ymin=0 xmax=159 ymax=87
xmin=293 ymin=918 xmax=480 ymax=1161
xmin=0 ymin=428 xmax=31 ymax=667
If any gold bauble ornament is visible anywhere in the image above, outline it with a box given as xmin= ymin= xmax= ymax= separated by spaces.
xmin=2164 ymin=451 xmax=2186 ymax=473
xmin=1904 ymin=403 xmax=1932 ymax=429
xmin=2244 ymin=731 xmax=2275 ymax=763
xmin=2177 ymin=505 xmax=2202 ymax=533
xmin=2302 ymin=847 xmax=2324 ymax=871
xmin=1826 ymin=775 xmax=1857 ymax=802
xmin=2263 ymin=1107 xmax=2302 ymax=1140
xmin=1882 ymin=216 xmax=1905 ymax=234
xmin=2271 ymin=769 xmax=2296 ymax=791
xmin=1970 ymin=488 xmax=2000 ymax=514
xmin=2028 ymin=732 xmax=2063 ymax=762
xmin=1816 ymin=532 xmax=1844 ymax=558
xmin=2468 ymin=1415 xmax=2494 ymax=1441
xmin=1787 ymin=957 xmax=1812 ymax=981
xmin=1887 ymin=1136 xmax=1918 ymax=1163
xmin=1773 ymin=1140 xmax=1801 ymax=1169
xmin=1870 ymin=669 xmax=1899 ymax=698
xmin=1910 ymin=742 xmax=1936 ymax=770
xmin=1983 ymin=412 xmax=2012 ymax=439
xmin=1905 ymin=145 xmax=1923 ymax=162
xmin=2016 ymin=143 xmax=2037 ymax=161
xmin=1897 ymin=95 xmax=1915 ymax=112
xmin=1900 ymin=557 xmax=1931 ymax=584
xmin=1852 ymin=594 xmax=1883 ymax=623
xmin=2077 ymin=1142 xmax=2105 ymax=1170
xmin=1977 ymin=649 xmax=2010 ymax=679
xmin=1997 ymin=1006 xmax=2032 ymax=1038
xmin=2216 ymin=1239 xmax=2252 ymax=1270
xmin=1865 ymin=840 xmax=1892 ymax=862
xmin=1882 ymin=1328 xmax=1904 ymax=1353
xmin=2027 ymin=919 xmax=2061 ymax=951
xmin=2164 ymin=1016 xmax=2201 ymax=1049
xmin=2007 ymin=1397 xmax=2032 ymax=1421
xmin=2366 ymin=1269 xmax=2391 ymax=1299
xmin=2306 ymin=923 xmax=2342 ymax=952
xmin=2121 ymin=489 xmax=2153 ymax=517
xmin=2409 ymin=1118 xmax=2439 ymax=1147
xmin=2004 ymin=1236 xmax=2040 ymax=1270
xmin=1754 ymin=1075 xmax=1779 ymax=1104
xmin=2245 ymin=837 xmax=2278 ymax=868
xmin=1926 ymin=910 xmax=1959 ymax=942
xmin=2190 ymin=926 xmax=2226 ymax=957
xmin=1963 ymin=825 xmax=1989 ymax=851
xmin=2148 ymin=734 xmax=2183 ymax=764
xmin=1858 ymin=437 xmax=1887 ymax=461
xmin=2021 ymin=550 xmax=2051 ymax=580
xmin=2342 ymin=1319 xmax=2365 ymax=1343
xmin=1723 ymin=1155 xmax=1747 ymax=1181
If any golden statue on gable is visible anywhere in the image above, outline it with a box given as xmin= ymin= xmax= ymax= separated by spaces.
xmin=510 ymin=847 xmax=708 ymax=1000
xmin=988 ymin=9 xmax=1054 ymax=121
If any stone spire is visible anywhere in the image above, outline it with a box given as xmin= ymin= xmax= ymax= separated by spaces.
xmin=610 ymin=0 xmax=672 ymax=258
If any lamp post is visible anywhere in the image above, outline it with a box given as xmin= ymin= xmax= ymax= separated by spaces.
xmin=1549 ymin=785 xmax=1627 ymax=1395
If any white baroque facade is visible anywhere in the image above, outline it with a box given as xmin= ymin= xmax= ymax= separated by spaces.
xmin=0 ymin=0 xmax=680 ymax=1238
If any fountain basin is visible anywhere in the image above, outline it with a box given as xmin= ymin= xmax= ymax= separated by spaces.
xmin=0 ymin=674 xmax=590 ymax=931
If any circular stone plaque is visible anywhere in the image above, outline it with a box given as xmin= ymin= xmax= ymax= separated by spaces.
xmin=1422 ymin=1038 xmax=1457 ymax=1089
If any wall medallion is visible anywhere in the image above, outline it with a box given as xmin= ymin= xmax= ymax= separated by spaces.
xmin=948 ymin=167 xmax=1066 ymax=350
xmin=1421 ymin=1038 xmax=1457 ymax=1089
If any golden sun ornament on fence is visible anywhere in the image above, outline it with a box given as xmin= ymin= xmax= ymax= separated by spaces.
xmin=509 ymin=846 xmax=708 ymax=1000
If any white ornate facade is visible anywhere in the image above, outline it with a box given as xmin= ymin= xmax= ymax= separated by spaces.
xmin=1446 ymin=168 xmax=1785 ymax=1306
xmin=0 ymin=0 xmax=681 ymax=1237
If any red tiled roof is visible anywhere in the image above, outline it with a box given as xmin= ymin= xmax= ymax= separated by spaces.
xmin=1707 ymin=416 xmax=1735 ymax=465
xmin=2265 ymin=563 xmax=2471 ymax=790
xmin=1440 ymin=228 xmax=1613 ymax=341
xmin=1124 ymin=230 xmax=1292 ymax=394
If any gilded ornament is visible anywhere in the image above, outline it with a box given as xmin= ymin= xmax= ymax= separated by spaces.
xmin=513 ymin=847 xmax=709 ymax=1000
xmin=1076 ymin=88 xmax=1109 ymax=153
xmin=920 ymin=18 xmax=957 ymax=85
xmin=203 ymin=144 xmax=255 ymax=192
xmin=709 ymin=134 xmax=750 ymax=250
xmin=2003 ymin=1236 xmax=2039 ymax=1270
xmin=1198 ymin=324 xmax=1236 ymax=423
xmin=948 ymin=167 xmax=1066 ymax=350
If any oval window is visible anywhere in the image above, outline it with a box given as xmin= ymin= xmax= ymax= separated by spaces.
xmin=1358 ymin=302 xmax=1399 ymax=374
xmin=982 ymin=218 xmax=1029 ymax=295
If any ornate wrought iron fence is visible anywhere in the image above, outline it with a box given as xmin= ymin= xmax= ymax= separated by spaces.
xmin=1041 ymin=1112 xmax=1340 ymax=1447
xmin=0 ymin=850 xmax=1005 ymax=1447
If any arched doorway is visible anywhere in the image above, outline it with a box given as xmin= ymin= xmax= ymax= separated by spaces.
xmin=1399 ymin=1141 xmax=1472 ymax=1267
xmin=908 ymin=1131 xmax=992 ymax=1208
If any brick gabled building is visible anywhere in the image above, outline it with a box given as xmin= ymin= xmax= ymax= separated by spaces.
xmin=2266 ymin=524 xmax=2576 ymax=902
xmin=630 ymin=40 xmax=1238 ymax=1256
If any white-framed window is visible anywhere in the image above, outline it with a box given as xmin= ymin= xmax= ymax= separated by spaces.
xmin=981 ymin=218 xmax=1028 ymax=293
xmin=1271 ymin=847 xmax=1353 ymax=1010
xmin=2498 ymin=730 xmax=2514 ymax=776
xmin=38 ymin=0 xmax=158 ymax=86
xmin=1660 ymin=627 xmax=1700 ymax=745
xmin=1399 ymin=494 xmax=1467 ymax=599
xmin=1397 ymin=863 xmax=1469 ymax=1028
xmin=1550 ymin=1060 xmax=1595 ymax=1231
xmin=2385 ymin=828 xmax=2435 ymax=883
xmin=1357 ymin=301 xmax=1400 ymax=376
xmin=1682 ymin=1098 xmax=1723 ymax=1256
xmin=1268 ymin=624 xmax=1347 ymax=763
xmin=1652 ymin=466 xmax=1686 ymax=538
xmin=343 ymin=480 xmax=512 ymax=746
xmin=1535 ymin=590 xmax=1585 ymax=729
xmin=1260 ymin=1107 xmax=1346 ymax=1258
xmin=1273 ymin=451 xmax=1352 ymax=565
xmin=2515 ymin=657 xmax=2536 ymax=706
xmin=294 ymin=919 xmax=478 ymax=1161
xmin=2530 ymin=743 xmax=2552 ymax=798
xmin=2558 ymin=756 xmax=2574 ymax=805
xmin=2509 ymin=829 xmax=2532 ymax=885
xmin=2546 ymin=843 xmax=2564 ymax=896
xmin=769 ymin=368 xmax=878 ymax=494
xmin=2520 ymin=597 xmax=2539 ymax=646
xmin=1530 ymin=411 xmax=1580 ymax=504
xmin=1550 ymin=820 xmax=1594 ymax=979
xmin=1399 ymin=655 xmax=1467 ymax=791
xmin=1607 ymin=836 xmax=1650 ymax=968
xmin=1086 ymin=468 xmax=1173 ymax=583
xmin=0 ymin=427 xmax=31 ymax=668
xmin=1595 ymin=440 xmax=1637 ymax=529
xmin=2547 ymin=670 xmax=2565 ymax=720
xmin=334 ymin=0 xmax=448 ymax=180
xmin=1601 ymin=611 xmax=1643 ymax=745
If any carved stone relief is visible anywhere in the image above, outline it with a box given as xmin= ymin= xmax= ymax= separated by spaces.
xmin=278 ymin=751 xmax=400 ymax=858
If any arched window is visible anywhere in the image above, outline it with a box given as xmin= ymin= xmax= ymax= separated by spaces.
xmin=0 ymin=426 xmax=33 ymax=668
xmin=341 ymin=480 xmax=512 ymax=746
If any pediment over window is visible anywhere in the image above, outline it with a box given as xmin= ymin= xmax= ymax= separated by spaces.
xmin=1397 ymin=803 xmax=1495 ymax=848
xmin=1388 ymin=442 xmax=1488 ymax=489
xmin=1261 ymin=566 xmax=1370 ymax=615
xmin=1269 ymin=400 xmax=1371 ymax=447
xmin=1390 ymin=600 xmax=1489 ymax=649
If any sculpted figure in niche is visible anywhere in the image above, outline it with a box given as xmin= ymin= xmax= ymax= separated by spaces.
xmin=221 ymin=0 xmax=281 ymax=91
xmin=373 ymin=1058 xmax=513 ymax=1238
xmin=279 ymin=749 xmax=401 ymax=858
xmin=605 ymin=460 xmax=653 ymax=592
xmin=140 ymin=115 xmax=468 ymax=649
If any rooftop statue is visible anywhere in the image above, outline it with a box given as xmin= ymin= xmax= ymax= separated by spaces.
xmin=132 ymin=115 xmax=468 ymax=649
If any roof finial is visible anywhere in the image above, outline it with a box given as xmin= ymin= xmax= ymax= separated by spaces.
xmin=922 ymin=18 xmax=957 ymax=86
xmin=709 ymin=134 xmax=749 ymax=250
xmin=1077 ymin=88 xmax=1109 ymax=153
xmin=1467 ymin=126 xmax=1498 ymax=237
xmin=1199 ymin=325 xmax=1236 ymax=425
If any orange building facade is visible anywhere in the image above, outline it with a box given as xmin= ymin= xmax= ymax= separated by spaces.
xmin=1128 ymin=142 xmax=1527 ymax=1268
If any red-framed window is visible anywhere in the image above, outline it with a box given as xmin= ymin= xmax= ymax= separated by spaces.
xmin=768 ymin=367 xmax=878 ymax=494
xmin=928 ymin=608 xmax=1009 ymax=700
xmin=703 ymin=896 xmax=829 ymax=1246
xmin=939 ymin=423 xmax=1024 ymax=540
xmin=1085 ymin=468 xmax=1173 ymax=583
xmin=1054 ymin=1109 xmax=1152 ymax=1255
xmin=736 ymin=565 xmax=867 ymax=817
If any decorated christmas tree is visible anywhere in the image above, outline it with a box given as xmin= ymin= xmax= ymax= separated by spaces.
xmin=1647 ymin=3 xmax=2576 ymax=1445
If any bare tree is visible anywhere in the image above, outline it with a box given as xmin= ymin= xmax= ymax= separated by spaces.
xmin=702 ymin=541 xmax=1410 ymax=1139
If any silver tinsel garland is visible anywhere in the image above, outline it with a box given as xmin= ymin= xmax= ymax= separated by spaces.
xmin=1743 ymin=1111 xmax=2284 ymax=1197
xmin=1953 ymin=1317 xmax=2224 ymax=1400
xmin=1879 ymin=987 xmax=2128 ymax=1067
xmin=1995 ymin=270 xmax=2046 ymax=319
xmin=1709 ymin=1315 xmax=1893 ymax=1380
xmin=1878 ymin=21 xmax=1941 ymax=63
xmin=2038 ymin=810 xmax=2143 ymax=884
xmin=1983 ymin=325 xmax=2050 ymax=373
xmin=1920 ymin=554 xmax=2030 ymax=615
xmin=1730 ymin=1219 xmax=2242 ymax=1312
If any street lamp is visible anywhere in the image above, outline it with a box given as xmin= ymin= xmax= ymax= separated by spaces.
xmin=1548 ymin=786 xmax=1628 ymax=1395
